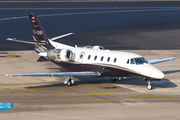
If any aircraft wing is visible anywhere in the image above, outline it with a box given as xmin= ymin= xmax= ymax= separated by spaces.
xmin=148 ymin=57 xmax=176 ymax=64
xmin=5 ymin=71 xmax=101 ymax=77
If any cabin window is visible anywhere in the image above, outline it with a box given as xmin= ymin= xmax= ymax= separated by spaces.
xmin=88 ymin=55 xmax=91 ymax=60
xmin=80 ymin=54 xmax=83 ymax=59
xmin=127 ymin=59 xmax=129 ymax=64
xmin=94 ymin=56 xmax=97 ymax=60
xmin=114 ymin=58 xmax=117 ymax=63
xmin=107 ymin=57 xmax=110 ymax=62
xmin=101 ymin=56 xmax=104 ymax=61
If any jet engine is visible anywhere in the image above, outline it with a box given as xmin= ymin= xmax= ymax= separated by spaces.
xmin=92 ymin=46 xmax=105 ymax=50
xmin=47 ymin=49 xmax=74 ymax=62
xmin=82 ymin=45 xmax=105 ymax=50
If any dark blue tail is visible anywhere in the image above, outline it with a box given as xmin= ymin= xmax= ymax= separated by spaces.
xmin=29 ymin=13 xmax=54 ymax=50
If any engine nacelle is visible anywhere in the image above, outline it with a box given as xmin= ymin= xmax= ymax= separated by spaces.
xmin=82 ymin=45 xmax=105 ymax=50
xmin=92 ymin=46 xmax=105 ymax=50
xmin=47 ymin=49 xmax=74 ymax=62
xmin=60 ymin=48 xmax=75 ymax=62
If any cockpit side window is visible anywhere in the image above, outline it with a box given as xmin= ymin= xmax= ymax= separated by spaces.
xmin=80 ymin=54 xmax=83 ymax=59
xmin=131 ymin=59 xmax=135 ymax=64
xmin=127 ymin=59 xmax=129 ymax=64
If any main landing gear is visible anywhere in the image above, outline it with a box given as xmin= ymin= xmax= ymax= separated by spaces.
xmin=64 ymin=76 xmax=74 ymax=86
xmin=111 ymin=77 xmax=121 ymax=82
xmin=145 ymin=78 xmax=152 ymax=90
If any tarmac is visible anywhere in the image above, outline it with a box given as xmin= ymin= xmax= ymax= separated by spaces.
xmin=0 ymin=50 xmax=180 ymax=119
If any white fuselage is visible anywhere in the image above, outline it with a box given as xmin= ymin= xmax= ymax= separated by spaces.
xmin=50 ymin=40 xmax=164 ymax=79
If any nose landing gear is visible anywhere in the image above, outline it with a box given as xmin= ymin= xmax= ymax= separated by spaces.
xmin=111 ymin=77 xmax=121 ymax=82
xmin=144 ymin=78 xmax=152 ymax=90
xmin=147 ymin=82 xmax=152 ymax=90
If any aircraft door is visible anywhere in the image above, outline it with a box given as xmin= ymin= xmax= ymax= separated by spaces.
xmin=79 ymin=52 xmax=85 ymax=63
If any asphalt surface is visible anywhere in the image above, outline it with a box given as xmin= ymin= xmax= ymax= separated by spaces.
xmin=1 ymin=1 xmax=180 ymax=50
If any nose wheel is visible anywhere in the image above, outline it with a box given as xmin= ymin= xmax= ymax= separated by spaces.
xmin=147 ymin=83 xmax=152 ymax=90
xmin=145 ymin=79 xmax=152 ymax=90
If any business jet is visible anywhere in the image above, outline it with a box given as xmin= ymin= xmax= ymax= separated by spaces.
xmin=6 ymin=13 xmax=176 ymax=90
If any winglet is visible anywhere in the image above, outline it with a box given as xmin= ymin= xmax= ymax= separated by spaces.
xmin=5 ymin=74 xmax=11 ymax=77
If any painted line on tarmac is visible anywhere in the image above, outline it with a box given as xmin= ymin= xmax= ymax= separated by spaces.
xmin=0 ymin=16 xmax=28 ymax=21
xmin=0 ymin=55 xmax=21 ymax=58
xmin=0 ymin=87 xmax=180 ymax=98
xmin=1 ymin=8 xmax=180 ymax=21
xmin=0 ymin=98 xmax=180 ymax=103
xmin=1 ymin=7 xmax=180 ymax=10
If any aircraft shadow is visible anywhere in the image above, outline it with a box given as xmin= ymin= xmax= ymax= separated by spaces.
xmin=25 ymin=77 xmax=177 ymax=89
xmin=118 ymin=78 xmax=177 ymax=88
xmin=163 ymin=69 xmax=180 ymax=74
xmin=25 ymin=77 xmax=113 ymax=89
xmin=48 ymin=68 xmax=67 ymax=72
xmin=25 ymin=68 xmax=178 ymax=89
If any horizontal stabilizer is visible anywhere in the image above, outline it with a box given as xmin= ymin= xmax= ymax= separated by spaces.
xmin=5 ymin=71 xmax=100 ymax=77
xmin=50 ymin=33 xmax=74 ymax=41
xmin=148 ymin=57 xmax=176 ymax=64
xmin=7 ymin=38 xmax=46 ymax=45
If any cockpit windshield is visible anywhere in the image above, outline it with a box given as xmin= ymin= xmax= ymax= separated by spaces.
xmin=127 ymin=57 xmax=148 ymax=65
xmin=134 ymin=57 xmax=148 ymax=65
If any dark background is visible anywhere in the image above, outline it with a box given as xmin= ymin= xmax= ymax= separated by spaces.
xmin=1 ymin=1 xmax=180 ymax=50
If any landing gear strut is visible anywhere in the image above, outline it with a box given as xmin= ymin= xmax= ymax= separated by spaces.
xmin=64 ymin=76 xmax=74 ymax=86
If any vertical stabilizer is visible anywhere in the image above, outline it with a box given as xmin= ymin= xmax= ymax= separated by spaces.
xmin=29 ymin=13 xmax=54 ymax=49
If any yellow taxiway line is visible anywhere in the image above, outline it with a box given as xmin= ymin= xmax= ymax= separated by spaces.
xmin=0 ymin=98 xmax=180 ymax=103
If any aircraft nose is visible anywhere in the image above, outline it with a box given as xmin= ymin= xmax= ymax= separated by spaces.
xmin=155 ymin=70 xmax=164 ymax=79
xmin=149 ymin=65 xmax=164 ymax=79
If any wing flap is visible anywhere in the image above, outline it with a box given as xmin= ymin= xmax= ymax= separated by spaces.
xmin=5 ymin=71 xmax=100 ymax=77
xmin=148 ymin=57 xmax=176 ymax=64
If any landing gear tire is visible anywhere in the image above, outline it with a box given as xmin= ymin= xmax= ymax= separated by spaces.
xmin=147 ymin=84 xmax=152 ymax=90
xmin=64 ymin=76 xmax=74 ymax=86
xmin=111 ymin=77 xmax=117 ymax=82
xmin=66 ymin=79 xmax=72 ymax=86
